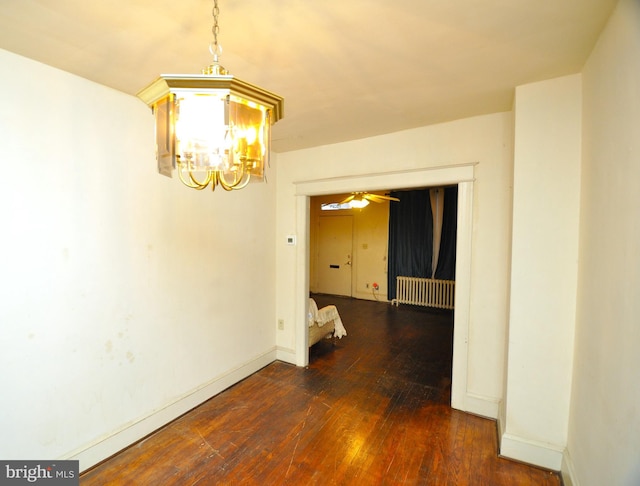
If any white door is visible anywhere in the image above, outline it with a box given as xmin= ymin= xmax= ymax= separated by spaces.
xmin=316 ymin=215 xmax=353 ymax=297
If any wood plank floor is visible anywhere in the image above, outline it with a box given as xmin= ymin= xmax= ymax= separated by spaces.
xmin=81 ymin=295 xmax=561 ymax=485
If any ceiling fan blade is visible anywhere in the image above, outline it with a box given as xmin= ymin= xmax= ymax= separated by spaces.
xmin=339 ymin=195 xmax=356 ymax=204
xmin=364 ymin=193 xmax=400 ymax=203
xmin=362 ymin=194 xmax=383 ymax=203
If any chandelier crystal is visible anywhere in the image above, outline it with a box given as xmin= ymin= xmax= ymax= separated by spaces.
xmin=136 ymin=0 xmax=284 ymax=192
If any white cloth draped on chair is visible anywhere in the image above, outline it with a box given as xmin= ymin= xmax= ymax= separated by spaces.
xmin=308 ymin=298 xmax=347 ymax=339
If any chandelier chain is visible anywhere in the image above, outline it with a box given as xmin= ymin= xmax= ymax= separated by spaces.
xmin=211 ymin=0 xmax=220 ymax=51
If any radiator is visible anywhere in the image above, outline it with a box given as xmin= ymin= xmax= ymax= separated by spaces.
xmin=391 ymin=276 xmax=455 ymax=310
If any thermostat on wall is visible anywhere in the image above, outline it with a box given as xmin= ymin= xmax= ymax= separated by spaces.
xmin=286 ymin=235 xmax=297 ymax=245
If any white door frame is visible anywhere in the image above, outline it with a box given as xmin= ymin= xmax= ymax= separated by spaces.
xmin=293 ymin=163 xmax=475 ymax=412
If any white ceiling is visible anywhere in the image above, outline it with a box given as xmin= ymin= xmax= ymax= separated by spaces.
xmin=0 ymin=0 xmax=616 ymax=153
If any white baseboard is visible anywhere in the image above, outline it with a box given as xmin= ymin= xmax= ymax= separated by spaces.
xmin=275 ymin=346 xmax=296 ymax=364
xmin=500 ymin=432 xmax=564 ymax=470
xmin=561 ymin=448 xmax=579 ymax=486
xmin=464 ymin=392 xmax=500 ymax=419
xmin=68 ymin=348 xmax=278 ymax=472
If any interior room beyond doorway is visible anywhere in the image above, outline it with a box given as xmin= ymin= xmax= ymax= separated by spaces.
xmin=310 ymin=191 xmax=392 ymax=301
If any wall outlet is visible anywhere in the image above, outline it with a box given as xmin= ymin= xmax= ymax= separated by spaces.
xmin=278 ymin=319 xmax=284 ymax=330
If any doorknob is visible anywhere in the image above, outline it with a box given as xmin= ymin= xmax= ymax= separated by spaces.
xmin=344 ymin=254 xmax=352 ymax=266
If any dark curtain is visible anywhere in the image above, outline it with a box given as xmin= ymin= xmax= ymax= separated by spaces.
xmin=434 ymin=186 xmax=458 ymax=280
xmin=387 ymin=189 xmax=433 ymax=301
xmin=387 ymin=186 xmax=458 ymax=300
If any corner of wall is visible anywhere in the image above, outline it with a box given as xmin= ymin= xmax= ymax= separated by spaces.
xmin=499 ymin=432 xmax=564 ymax=471
xmin=561 ymin=448 xmax=579 ymax=486
xmin=497 ymin=398 xmax=506 ymax=439
xmin=464 ymin=393 xmax=500 ymax=419
xmin=276 ymin=346 xmax=296 ymax=364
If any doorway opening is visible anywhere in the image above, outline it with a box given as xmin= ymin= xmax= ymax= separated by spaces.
xmin=294 ymin=163 xmax=475 ymax=412
xmin=310 ymin=186 xmax=457 ymax=400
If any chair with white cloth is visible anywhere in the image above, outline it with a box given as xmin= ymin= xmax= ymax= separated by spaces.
xmin=307 ymin=298 xmax=347 ymax=347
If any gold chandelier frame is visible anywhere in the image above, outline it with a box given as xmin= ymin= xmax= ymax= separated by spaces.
xmin=136 ymin=0 xmax=284 ymax=193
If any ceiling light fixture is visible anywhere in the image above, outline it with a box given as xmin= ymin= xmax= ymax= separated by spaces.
xmin=348 ymin=197 xmax=370 ymax=209
xmin=136 ymin=0 xmax=284 ymax=192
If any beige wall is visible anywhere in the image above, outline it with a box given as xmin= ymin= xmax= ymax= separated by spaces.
xmin=276 ymin=112 xmax=514 ymax=415
xmin=567 ymin=0 xmax=640 ymax=484
xmin=502 ymin=73 xmax=582 ymax=470
xmin=0 ymin=49 xmax=278 ymax=470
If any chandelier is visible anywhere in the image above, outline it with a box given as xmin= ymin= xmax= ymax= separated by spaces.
xmin=137 ymin=0 xmax=284 ymax=192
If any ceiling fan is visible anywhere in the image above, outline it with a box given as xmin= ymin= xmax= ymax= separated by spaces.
xmin=340 ymin=192 xmax=400 ymax=208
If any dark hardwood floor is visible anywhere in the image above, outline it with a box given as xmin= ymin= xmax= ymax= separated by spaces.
xmin=81 ymin=295 xmax=561 ymax=485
